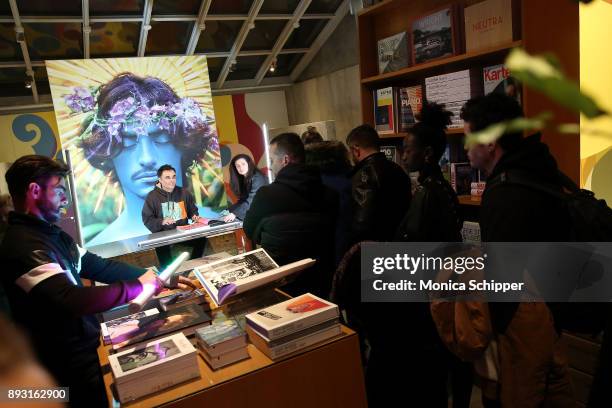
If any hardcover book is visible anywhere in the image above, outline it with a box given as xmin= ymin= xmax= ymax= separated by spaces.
xmin=412 ymin=7 xmax=456 ymax=65
xmin=109 ymin=332 xmax=199 ymax=403
xmin=464 ymin=0 xmax=513 ymax=53
xmin=374 ymin=87 xmax=395 ymax=134
xmin=193 ymin=248 xmax=315 ymax=306
xmin=381 ymin=145 xmax=399 ymax=164
xmin=396 ymin=85 xmax=423 ymax=132
xmin=247 ymin=320 xmax=342 ymax=360
xmin=195 ymin=318 xmax=247 ymax=357
xmin=159 ymin=289 xmax=208 ymax=312
xmin=377 ymin=32 xmax=410 ymax=74
xmin=199 ymin=346 xmax=250 ymax=370
xmin=425 ymin=70 xmax=474 ymax=129
xmin=450 ymin=162 xmax=473 ymax=195
xmin=110 ymin=304 xmax=212 ymax=350
xmin=245 ymin=293 xmax=339 ymax=340
xmin=101 ymin=308 xmax=160 ymax=345
xmin=462 ymin=221 xmax=482 ymax=243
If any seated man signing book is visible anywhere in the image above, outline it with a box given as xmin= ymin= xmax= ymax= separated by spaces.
xmin=0 ymin=155 xmax=195 ymax=408
xmin=142 ymin=164 xmax=207 ymax=267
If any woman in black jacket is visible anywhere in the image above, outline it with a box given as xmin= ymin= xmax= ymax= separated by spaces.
xmin=223 ymin=154 xmax=268 ymax=222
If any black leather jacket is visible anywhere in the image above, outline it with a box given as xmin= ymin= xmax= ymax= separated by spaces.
xmin=350 ymin=152 xmax=412 ymax=242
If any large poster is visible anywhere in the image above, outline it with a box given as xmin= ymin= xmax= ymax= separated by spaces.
xmin=47 ymin=56 xmax=226 ymax=247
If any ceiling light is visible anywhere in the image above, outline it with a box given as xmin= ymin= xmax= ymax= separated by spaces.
xmin=25 ymin=76 xmax=33 ymax=89
xmin=269 ymin=60 xmax=277 ymax=73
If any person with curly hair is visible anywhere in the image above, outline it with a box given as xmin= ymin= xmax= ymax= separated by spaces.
xmin=73 ymin=73 xmax=216 ymax=246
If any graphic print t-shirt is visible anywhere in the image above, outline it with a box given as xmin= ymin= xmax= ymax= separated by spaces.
xmin=162 ymin=201 xmax=187 ymax=222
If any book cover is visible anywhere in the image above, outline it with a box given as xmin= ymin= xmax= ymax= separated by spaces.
xmin=111 ymin=304 xmax=212 ymax=350
xmin=396 ymin=85 xmax=423 ymax=132
xmin=159 ymin=289 xmax=208 ymax=312
xmin=199 ymin=346 xmax=250 ymax=370
xmin=193 ymin=248 xmax=315 ymax=305
xmin=450 ymin=163 xmax=473 ymax=195
xmin=245 ymin=293 xmax=339 ymax=340
xmin=109 ymin=332 xmax=196 ymax=382
xmin=412 ymin=7 xmax=456 ymax=65
xmin=483 ymin=64 xmax=521 ymax=104
xmin=462 ymin=221 xmax=482 ymax=243
xmin=464 ymin=0 xmax=513 ymax=53
xmin=380 ymin=145 xmax=399 ymax=164
xmin=374 ymin=87 xmax=395 ymax=134
xmin=101 ymin=308 xmax=160 ymax=345
xmin=195 ymin=318 xmax=245 ymax=348
xmin=377 ymin=32 xmax=409 ymax=74
xmin=425 ymin=70 xmax=472 ymax=129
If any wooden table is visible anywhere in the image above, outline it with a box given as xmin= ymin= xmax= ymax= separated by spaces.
xmin=97 ymin=297 xmax=367 ymax=407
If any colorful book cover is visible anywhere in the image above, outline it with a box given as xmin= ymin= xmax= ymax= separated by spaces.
xmin=483 ymin=64 xmax=521 ymax=104
xmin=101 ymin=308 xmax=160 ymax=344
xmin=245 ymin=293 xmax=339 ymax=340
xmin=412 ymin=7 xmax=455 ymax=64
xmin=195 ymin=319 xmax=245 ymax=348
xmin=397 ymin=85 xmax=423 ymax=132
xmin=375 ymin=87 xmax=395 ymax=134
xmin=381 ymin=145 xmax=399 ymax=164
xmin=377 ymin=32 xmax=409 ymax=74
xmin=451 ymin=163 xmax=473 ymax=195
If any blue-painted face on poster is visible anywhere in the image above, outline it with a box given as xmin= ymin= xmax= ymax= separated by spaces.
xmin=46 ymin=56 xmax=227 ymax=247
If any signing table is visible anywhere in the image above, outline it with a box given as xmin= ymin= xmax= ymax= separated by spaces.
xmin=97 ymin=290 xmax=368 ymax=408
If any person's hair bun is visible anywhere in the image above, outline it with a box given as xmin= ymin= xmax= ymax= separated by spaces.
xmin=417 ymin=102 xmax=453 ymax=133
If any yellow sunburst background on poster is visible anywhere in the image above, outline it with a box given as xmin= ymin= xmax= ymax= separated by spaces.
xmin=46 ymin=56 xmax=225 ymax=245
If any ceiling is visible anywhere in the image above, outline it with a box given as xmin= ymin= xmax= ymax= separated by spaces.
xmin=0 ymin=0 xmax=350 ymax=106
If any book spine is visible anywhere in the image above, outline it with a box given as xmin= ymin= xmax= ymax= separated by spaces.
xmin=249 ymin=307 xmax=339 ymax=340
xmin=267 ymin=325 xmax=342 ymax=359
xmin=116 ymin=365 xmax=200 ymax=403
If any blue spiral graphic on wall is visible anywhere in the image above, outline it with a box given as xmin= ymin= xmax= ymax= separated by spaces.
xmin=12 ymin=114 xmax=58 ymax=157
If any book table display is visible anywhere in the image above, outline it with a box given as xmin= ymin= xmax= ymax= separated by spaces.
xmin=97 ymin=289 xmax=367 ymax=407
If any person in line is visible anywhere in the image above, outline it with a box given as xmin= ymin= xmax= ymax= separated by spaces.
xmin=0 ymin=155 xmax=195 ymax=407
xmin=395 ymin=102 xmax=472 ymax=408
xmin=460 ymin=93 xmax=574 ymax=407
xmin=243 ymin=133 xmax=338 ymax=297
xmin=301 ymin=126 xmax=324 ymax=145
xmin=346 ymin=124 xmax=411 ymax=243
xmin=222 ymin=154 xmax=268 ymax=222
xmin=142 ymin=164 xmax=207 ymax=267
xmin=305 ymin=140 xmax=353 ymax=268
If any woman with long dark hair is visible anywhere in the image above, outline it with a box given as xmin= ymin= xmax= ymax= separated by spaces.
xmin=223 ymin=154 xmax=268 ymax=222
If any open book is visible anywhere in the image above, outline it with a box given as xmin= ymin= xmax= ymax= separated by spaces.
xmin=193 ymin=248 xmax=315 ymax=306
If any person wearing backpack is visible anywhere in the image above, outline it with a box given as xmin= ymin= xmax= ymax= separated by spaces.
xmin=458 ymin=93 xmax=574 ymax=407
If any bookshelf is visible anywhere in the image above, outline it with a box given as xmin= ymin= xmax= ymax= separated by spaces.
xmin=358 ymin=0 xmax=580 ymax=184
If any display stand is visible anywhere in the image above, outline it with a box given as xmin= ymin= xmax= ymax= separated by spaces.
xmin=97 ymin=289 xmax=368 ymax=407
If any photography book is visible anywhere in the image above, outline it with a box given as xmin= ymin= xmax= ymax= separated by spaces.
xmin=199 ymin=346 xmax=250 ymax=370
xmin=374 ymin=87 xmax=395 ymax=134
xmin=245 ymin=293 xmax=339 ymax=340
xmin=483 ymin=64 xmax=521 ymax=104
xmin=101 ymin=308 xmax=160 ymax=345
xmin=159 ymin=289 xmax=208 ymax=312
xmin=247 ymin=319 xmax=342 ymax=360
xmin=109 ymin=332 xmax=199 ymax=403
xmin=377 ymin=31 xmax=409 ymax=74
xmin=110 ymin=304 xmax=212 ymax=350
xmin=450 ymin=162 xmax=474 ymax=195
xmin=195 ymin=318 xmax=247 ymax=357
xmin=193 ymin=248 xmax=315 ymax=306
xmin=412 ymin=7 xmax=456 ymax=65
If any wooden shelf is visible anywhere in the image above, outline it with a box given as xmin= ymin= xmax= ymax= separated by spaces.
xmin=458 ymin=195 xmax=481 ymax=206
xmin=361 ymin=41 xmax=522 ymax=86
xmin=357 ymin=0 xmax=397 ymax=17
xmin=378 ymin=128 xmax=463 ymax=138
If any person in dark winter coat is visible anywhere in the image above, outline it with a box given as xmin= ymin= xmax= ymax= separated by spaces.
xmin=142 ymin=164 xmax=206 ymax=267
xmin=460 ymin=93 xmax=574 ymax=407
xmin=223 ymin=154 xmax=268 ymax=222
xmin=305 ymin=141 xmax=353 ymax=267
xmin=243 ymin=133 xmax=338 ymax=297
xmin=346 ymin=124 xmax=411 ymax=243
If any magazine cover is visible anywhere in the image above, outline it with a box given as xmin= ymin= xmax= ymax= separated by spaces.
xmin=483 ymin=64 xmax=521 ymax=104
xmin=412 ymin=7 xmax=455 ymax=64
xmin=377 ymin=32 xmax=409 ymax=74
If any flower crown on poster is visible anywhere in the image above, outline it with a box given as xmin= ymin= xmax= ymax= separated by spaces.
xmin=63 ymin=86 xmax=215 ymax=158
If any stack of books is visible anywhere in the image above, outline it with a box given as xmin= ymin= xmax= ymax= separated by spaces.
xmin=159 ymin=288 xmax=208 ymax=312
xmin=195 ymin=318 xmax=249 ymax=370
xmin=100 ymin=304 xmax=212 ymax=351
xmin=109 ymin=332 xmax=199 ymax=403
xmin=245 ymin=294 xmax=341 ymax=360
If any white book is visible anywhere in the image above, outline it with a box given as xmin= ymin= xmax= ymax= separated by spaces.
xmin=109 ymin=332 xmax=196 ymax=384
xmin=462 ymin=221 xmax=482 ymax=243
xmin=245 ymin=293 xmax=339 ymax=340
xmin=193 ymin=248 xmax=315 ymax=306
xmin=199 ymin=346 xmax=250 ymax=370
xmin=247 ymin=322 xmax=342 ymax=359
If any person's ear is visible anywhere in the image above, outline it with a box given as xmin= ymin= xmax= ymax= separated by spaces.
xmin=27 ymin=182 xmax=41 ymax=199
xmin=282 ymin=155 xmax=290 ymax=166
